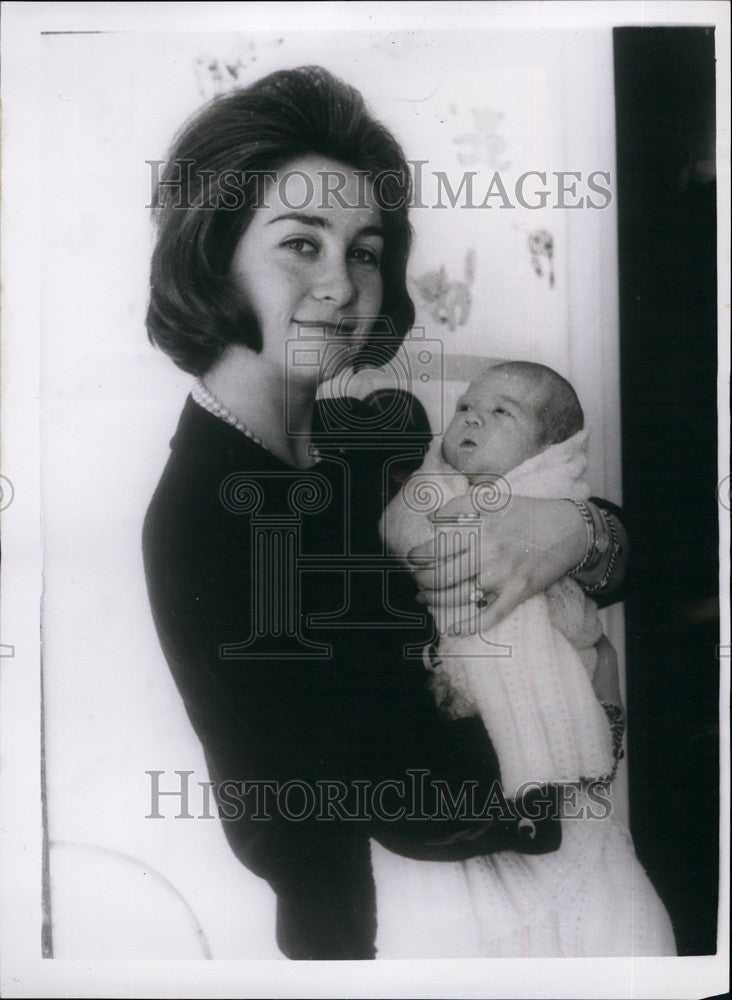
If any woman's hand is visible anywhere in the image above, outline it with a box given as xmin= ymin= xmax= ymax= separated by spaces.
xmin=407 ymin=494 xmax=588 ymax=633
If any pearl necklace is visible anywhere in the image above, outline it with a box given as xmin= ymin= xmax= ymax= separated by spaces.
xmin=191 ymin=378 xmax=274 ymax=455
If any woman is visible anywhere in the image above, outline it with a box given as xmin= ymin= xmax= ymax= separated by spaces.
xmin=142 ymin=65 xmax=627 ymax=960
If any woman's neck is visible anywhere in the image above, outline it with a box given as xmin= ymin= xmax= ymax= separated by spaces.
xmin=202 ymin=345 xmax=318 ymax=469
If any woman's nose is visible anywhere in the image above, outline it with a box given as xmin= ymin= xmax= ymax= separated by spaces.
xmin=311 ymin=255 xmax=357 ymax=308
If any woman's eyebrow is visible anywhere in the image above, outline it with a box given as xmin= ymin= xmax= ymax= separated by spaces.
xmin=358 ymin=225 xmax=385 ymax=239
xmin=267 ymin=212 xmax=328 ymax=228
xmin=267 ymin=212 xmax=384 ymax=238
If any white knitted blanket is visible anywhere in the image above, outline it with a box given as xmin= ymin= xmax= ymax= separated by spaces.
xmin=380 ymin=429 xmax=615 ymax=794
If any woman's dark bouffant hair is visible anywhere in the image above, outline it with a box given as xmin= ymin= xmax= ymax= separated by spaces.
xmin=147 ymin=65 xmax=416 ymax=375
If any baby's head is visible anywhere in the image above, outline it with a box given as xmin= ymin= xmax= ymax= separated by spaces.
xmin=441 ymin=361 xmax=584 ymax=481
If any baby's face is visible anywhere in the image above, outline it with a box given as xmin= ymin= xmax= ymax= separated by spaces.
xmin=441 ymin=369 xmax=545 ymax=480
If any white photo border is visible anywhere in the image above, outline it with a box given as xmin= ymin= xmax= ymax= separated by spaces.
xmin=1 ymin=2 xmax=729 ymax=997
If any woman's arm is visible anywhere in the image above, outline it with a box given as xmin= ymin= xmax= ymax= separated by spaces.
xmin=407 ymin=495 xmax=628 ymax=632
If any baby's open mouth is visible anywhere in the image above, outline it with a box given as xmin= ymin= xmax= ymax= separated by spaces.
xmin=460 ymin=438 xmax=477 ymax=448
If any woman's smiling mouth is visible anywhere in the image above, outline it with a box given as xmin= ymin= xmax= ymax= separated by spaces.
xmin=293 ymin=319 xmax=359 ymax=335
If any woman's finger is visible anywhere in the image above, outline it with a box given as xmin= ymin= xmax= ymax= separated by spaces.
xmin=410 ymin=555 xmax=485 ymax=592
xmin=409 ymin=538 xmax=494 ymax=592
xmin=416 ymin=579 xmax=479 ymax=610
xmin=472 ymin=579 xmax=527 ymax=632
xmin=423 ymin=583 xmax=503 ymax=637
xmin=406 ymin=526 xmax=475 ymax=567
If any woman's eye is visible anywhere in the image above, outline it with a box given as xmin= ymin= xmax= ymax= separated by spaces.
xmin=351 ymin=247 xmax=381 ymax=267
xmin=283 ymin=238 xmax=318 ymax=254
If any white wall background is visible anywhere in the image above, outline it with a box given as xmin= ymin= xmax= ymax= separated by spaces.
xmin=40 ymin=27 xmax=624 ymax=959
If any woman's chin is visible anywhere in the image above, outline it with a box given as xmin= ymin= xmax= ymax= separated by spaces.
xmin=318 ymin=352 xmax=359 ymax=387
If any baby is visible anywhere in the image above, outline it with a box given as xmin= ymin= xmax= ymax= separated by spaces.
xmin=371 ymin=361 xmax=677 ymax=957
xmin=382 ymin=361 xmax=616 ymax=794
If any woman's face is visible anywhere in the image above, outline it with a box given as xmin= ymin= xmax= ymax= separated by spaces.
xmin=230 ymin=155 xmax=385 ymax=384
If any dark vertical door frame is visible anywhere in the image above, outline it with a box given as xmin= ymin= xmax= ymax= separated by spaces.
xmin=614 ymin=26 xmax=719 ymax=956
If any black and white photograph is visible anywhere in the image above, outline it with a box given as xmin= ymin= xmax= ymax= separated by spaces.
xmin=0 ymin=2 xmax=729 ymax=997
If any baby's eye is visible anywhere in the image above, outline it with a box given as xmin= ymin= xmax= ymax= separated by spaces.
xmin=494 ymin=407 xmax=512 ymax=417
xmin=457 ymin=403 xmax=469 ymax=412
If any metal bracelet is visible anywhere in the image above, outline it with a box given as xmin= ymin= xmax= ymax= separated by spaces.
xmin=563 ymin=497 xmax=596 ymax=576
xmin=585 ymin=511 xmax=620 ymax=594
xmin=598 ymin=700 xmax=626 ymax=783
